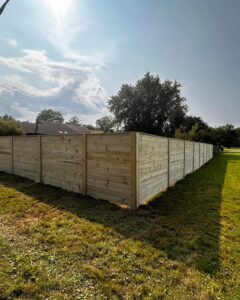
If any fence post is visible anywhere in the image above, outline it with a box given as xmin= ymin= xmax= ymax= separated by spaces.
xmin=82 ymin=134 xmax=87 ymax=196
xmin=130 ymin=132 xmax=138 ymax=210
xmin=38 ymin=135 xmax=42 ymax=183
xmin=11 ymin=136 xmax=14 ymax=175
xmin=167 ymin=138 xmax=170 ymax=187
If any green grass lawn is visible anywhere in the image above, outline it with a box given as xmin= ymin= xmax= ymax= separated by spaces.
xmin=0 ymin=152 xmax=240 ymax=300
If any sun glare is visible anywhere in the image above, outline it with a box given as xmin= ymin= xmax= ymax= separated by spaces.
xmin=43 ymin=0 xmax=74 ymax=18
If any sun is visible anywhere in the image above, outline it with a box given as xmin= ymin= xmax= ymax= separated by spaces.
xmin=42 ymin=0 xmax=74 ymax=18
xmin=50 ymin=0 xmax=71 ymax=13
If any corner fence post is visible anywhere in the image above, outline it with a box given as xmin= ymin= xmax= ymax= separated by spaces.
xmin=82 ymin=134 xmax=87 ymax=196
xmin=38 ymin=135 xmax=42 ymax=183
xmin=11 ymin=136 xmax=14 ymax=175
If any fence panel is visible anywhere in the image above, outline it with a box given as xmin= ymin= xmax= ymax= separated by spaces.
xmin=41 ymin=135 xmax=85 ymax=194
xmin=87 ymin=133 xmax=134 ymax=207
xmin=194 ymin=143 xmax=200 ymax=171
xmin=185 ymin=141 xmax=194 ymax=175
xmin=137 ymin=133 xmax=168 ymax=206
xmin=13 ymin=136 xmax=39 ymax=181
xmin=0 ymin=133 xmax=214 ymax=209
xmin=0 ymin=137 xmax=12 ymax=173
xmin=169 ymin=139 xmax=185 ymax=186
xmin=207 ymin=144 xmax=210 ymax=161
xmin=199 ymin=143 xmax=204 ymax=167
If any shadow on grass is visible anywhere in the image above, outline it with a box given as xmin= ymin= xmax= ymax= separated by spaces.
xmin=0 ymin=153 xmax=237 ymax=275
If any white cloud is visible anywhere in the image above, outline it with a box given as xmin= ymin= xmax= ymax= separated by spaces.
xmin=0 ymin=49 xmax=107 ymax=107
xmin=74 ymin=77 xmax=107 ymax=109
xmin=10 ymin=103 xmax=37 ymax=122
xmin=0 ymin=48 xmax=108 ymax=123
xmin=2 ymin=38 xmax=19 ymax=48
xmin=0 ymin=74 xmax=66 ymax=98
xmin=35 ymin=0 xmax=107 ymax=68
xmin=0 ymin=1 xmax=110 ymax=124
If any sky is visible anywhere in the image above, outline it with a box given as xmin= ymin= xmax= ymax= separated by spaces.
xmin=0 ymin=0 xmax=240 ymax=126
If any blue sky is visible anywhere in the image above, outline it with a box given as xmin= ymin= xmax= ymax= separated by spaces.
xmin=0 ymin=0 xmax=240 ymax=126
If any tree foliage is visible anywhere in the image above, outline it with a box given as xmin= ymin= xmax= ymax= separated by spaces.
xmin=108 ymin=73 xmax=187 ymax=135
xmin=1 ymin=114 xmax=14 ymax=120
xmin=36 ymin=109 xmax=64 ymax=124
xmin=85 ymin=124 xmax=94 ymax=130
xmin=96 ymin=116 xmax=115 ymax=132
xmin=210 ymin=124 xmax=238 ymax=148
xmin=67 ymin=116 xmax=81 ymax=125
xmin=0 ymin=118 xmax=23 ymax=136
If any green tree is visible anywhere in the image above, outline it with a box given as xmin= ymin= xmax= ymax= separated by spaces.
xmin=85 ymin=124 xmax=94 ymax=130
xmin=108 ymin=73 xmax=187 ymax=135
xmin=182 ymin=116 xmax=208 ymax=132
xmin=67 ymin=116 xmax=81 ymax=125
xmin=210 ymin=124 xmax=237 ymax=148
xmin=174 ymin=118 xmax=210 ymax=142
xmin=0 ymin=118 xmax=23 ymax=136
xmin=96 ymin=116 xmax=115 ymax=132
xmin=1 ymin=114 xmax=14 ymax=120
xmin=36 ymin=109 xmax=64 ymax=124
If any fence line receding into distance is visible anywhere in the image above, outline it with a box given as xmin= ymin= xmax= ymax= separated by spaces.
xmin=0 ymin=132 xmax=213 ymax=209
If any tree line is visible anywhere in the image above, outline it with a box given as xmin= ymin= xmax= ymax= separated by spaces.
xmin=0 ymin=73 xmax=239 ymax=148
xmin=96 ymin=73 xmax=240 ymax=148
xmin=0 ymin=111 xmax=95 ymax=136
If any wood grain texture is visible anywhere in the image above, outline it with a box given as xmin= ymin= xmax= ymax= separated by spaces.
xmin=0 ymin=134 xmax=214 ymax=209
xmin=41 ymin=135 xmax=84 ymax=194
xmin=194 ymin=143 xmax=200 ymax=171
xmin=169 ymin=139 xmax=185 ymax=186
xmin=0 ymin=137 xmax=12 ymax=174
xmin=13 ymin=136 xmax=39 ymax=181
xmin=138 ymin=134 xmax=168 ymax=205
xmin=185 ymin=141 xmax=194 ymax=176
xmin=199 ymin=143 xmax=204 ymax=167
xmin=87 ymin=133 xmax=133 ymax=206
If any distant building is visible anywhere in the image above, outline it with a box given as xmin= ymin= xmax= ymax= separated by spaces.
xmin=21 ymin=121 xmax=92 ymax=135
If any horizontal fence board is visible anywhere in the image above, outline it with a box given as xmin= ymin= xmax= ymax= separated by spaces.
xmin=0 ymin=137 xmax=12 ymax=173
xmin=185 ymin=141 xmax=194 ymax=175
xmin=169 ymin=139 xmax=184 ymax=186
xmin=138 ymin=134 xmax=168 ymax=205
xmin=13 ymin=136 xmax=39 ymax=181
xmin=0 ymin=133 xmax=214 ymax=209
xmin=87 ymin=133 xmax=134 ymax=207
xmin=194 ymin=143 xmax=200 ymax=171
xmin=42 ymin=135 xmax=84 ymax=194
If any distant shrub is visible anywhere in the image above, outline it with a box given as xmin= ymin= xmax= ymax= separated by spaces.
xmin=0 ymin=119 xmax=23 ymax=136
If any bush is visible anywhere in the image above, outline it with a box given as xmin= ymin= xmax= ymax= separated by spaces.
xmin=0 ymin=119 xmax=23 ymax=136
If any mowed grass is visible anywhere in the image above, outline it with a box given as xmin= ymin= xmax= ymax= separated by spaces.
xmin=0 ymin=152 xmax=240 ymax=300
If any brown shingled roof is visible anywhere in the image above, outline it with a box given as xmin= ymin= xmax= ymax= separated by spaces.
xmin=22 ymin=121 xmax=91 ymax=135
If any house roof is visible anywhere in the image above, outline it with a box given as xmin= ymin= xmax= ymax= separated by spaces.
xmin=22 ymin=121 xmax=91 ymax=135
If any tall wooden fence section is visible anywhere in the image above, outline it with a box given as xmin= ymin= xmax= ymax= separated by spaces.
xmin=0 ymin=133 xmax=213 ymax=209
xmin=136 ymin=133 xmax=213 ymax=206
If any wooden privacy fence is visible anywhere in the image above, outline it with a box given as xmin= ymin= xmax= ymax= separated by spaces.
xmin=0 ymin=133 xmax=213 ymax=209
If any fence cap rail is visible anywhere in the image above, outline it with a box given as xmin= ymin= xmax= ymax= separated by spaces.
xmin=0 ymin=132 xmax=213 ymax=146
